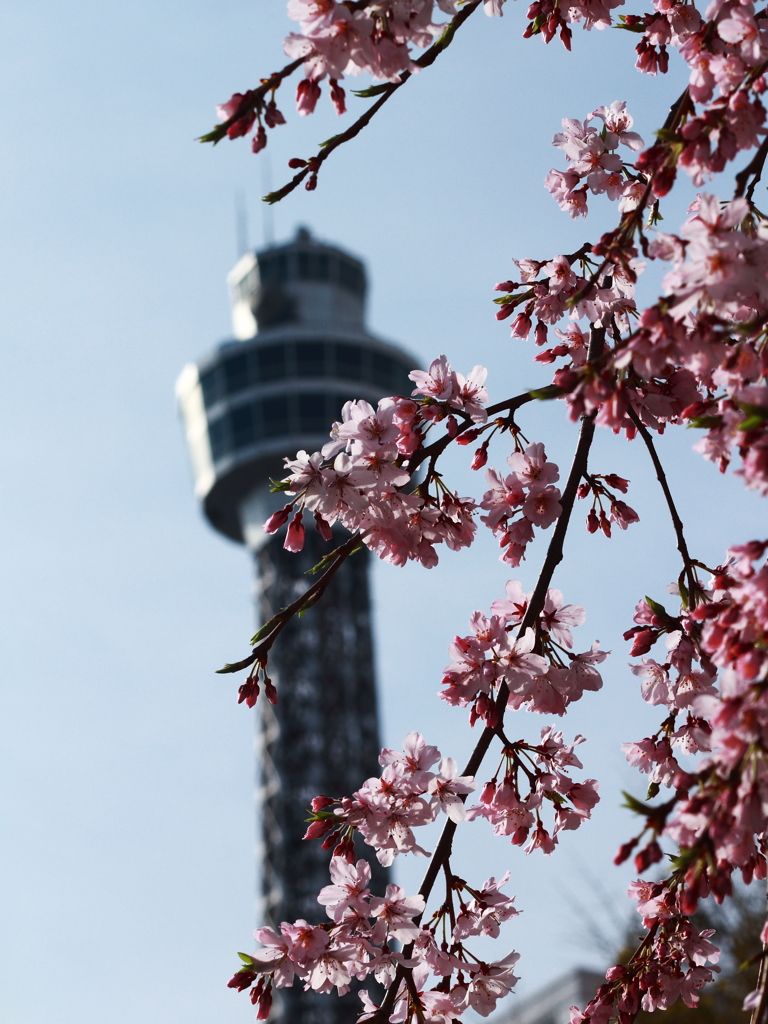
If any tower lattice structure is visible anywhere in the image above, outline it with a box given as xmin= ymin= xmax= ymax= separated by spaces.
xmin=177 ymin=227 xmax=416 ymax=1024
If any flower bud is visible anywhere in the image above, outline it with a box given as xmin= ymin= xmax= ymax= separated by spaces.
xmin=284 ymin=510 xmax=305 ymax=552
xmin=311 ymin=794 xmax=335 ymax=812
xmin=314 ymin=511 xmax=333 ymax=542
xmin=471 ymin=442 xmax=489 ymax=471
xmin=228 ymin=970 xmax=257 ymax=991
xmin=264 ymin=503 xmax=292 ymax=533
xmin=264 ymin=677 xmax=278 ymax=704
xmin=613 ymin=837 xmax=638 ymax=865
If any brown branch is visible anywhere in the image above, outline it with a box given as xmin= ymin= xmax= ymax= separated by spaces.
xmin=263 ymin=1 xmax=483 ymax=203
xmin=405 ymin=390 xmax=535 ymax=476
xmin=625 ymin=405 xmax=698 ymax=606
xmin=735 ymin=134 xmax=768 ymax=203
xmin=372 ymin=327 xmax=604 ymax=1023
xmin=750 ymin=880 xmax=768 ymax=1024
xmin=216 ymin=532 xmax=361 ymax=674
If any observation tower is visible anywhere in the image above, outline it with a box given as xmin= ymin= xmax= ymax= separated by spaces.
xmin=176 ymin=227 xmax=416 ymax=1024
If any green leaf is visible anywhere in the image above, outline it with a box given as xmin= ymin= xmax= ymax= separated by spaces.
xmin=644 ymin=596 xmax=669 ymax=619
xmin=738 ymin=414 xmax=766 ymax=432
xmin=198 ymin=126 xmax=227 ymax=145
xmin=319 ymin=135 xmax=340 ymax=149
xmin=297 ymin=591 xmax=322 ymax=618
xmin=216 ymin=652 xmax=258 ymax=675
xmin=614 ymin=20 xmax=646 ymax=32
xmin=269 ymin=478 xmax=291 ymax=492
xmin=686 ymin=415 xmax=723 ymax=429
xmin=352 ymin=83 xmax=391 ymax=98
xmin=529 ymin=384 xmax=565 ymax=401
xmin=622 ymin=790 xmax=654 ymax=815
xmin=250 ymin=620 xmax=276 ymax=646
xmin=306 ymin=552 xmax=339 ymax=576
xmin=238 ymin=953 xmax=255 ymax=965
xmin=646 ymin=781 xmax=660 ymax=800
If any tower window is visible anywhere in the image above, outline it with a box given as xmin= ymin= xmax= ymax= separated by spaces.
xmin=258 ymin=345 xmax=286 ymax=382
xmin=333 ymin=343 xmax=362 ymax=380
xmin=298 ymin=392 xmax=328 ymax=433
xmin=262 ymin=395 xmax=289 ymax=437
xmin=224 ymin=353 xmax=250 ymax=394
xmin=295 ymin=342 xmax=326 ymax=378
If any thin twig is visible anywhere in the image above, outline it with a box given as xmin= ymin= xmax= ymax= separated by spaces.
xmin=625 ymin=405 xmax=698 ymax=605
xmin=735 ymin=134 xmax=768 ymax=202
xmin=749 ymin=879 xmax=768 ymax=1024
xmin=406 ymin=391 xmax=535 ymax=475
xmin=200 ymin=56 xmax=309 ymax=145
xmin=263 ymin=1 xmax=483 ymax=203
xmin=216 ymin=532 xmax=361 ymax=673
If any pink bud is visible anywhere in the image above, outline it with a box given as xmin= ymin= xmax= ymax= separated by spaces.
xmin=613 ymin=837 xmax=638 ymax=865
xmin=304 ymin=819 xmax=334 ymax=841
xmin=264 ymin=101 xmax=286 ymax=128
xmin=534 ymin=321 xmax=548 ymax=347
xmin=311 ymin=794 xmax=335 ymax=812
xmin=510 ymin=312 xmax=532 ymax=339
xmin=237 ymin=678 xmax=260 ymax=708
xmin=494 ymin=281 xmax=515 ymax=292
xmin=228 ymin=970 xmax=257 ymax=991
xmin=264 ymin=677 xmax=278 ymax=704
xmin=321 ymin=828 xmax=341 ymax=850
xmin=586 ymin=508 xmax=599 ymax=534
xmin=314 ymin=511 xmax=333 ymax=542
xmin=604 ymin=473 xmax=629 ymax=493
xmin=251 ymin=125 xmax=267 ymax=154
xmin=284 ymin=511 xmax=305 ymax=552
xmin=264 ymin=503 xmax=292 ymax=533
xmin=480 ymin=781 xmax=496 ymax=804
xmin=257 ymin=986 xmax=273 ymax=1019
xmin=511 ymin=826 xmax=529 ymax=846
xmin=329 ymin=78 xmax=346 ymax=115
xmin=471 ymin=442 xmax=489 ymax=471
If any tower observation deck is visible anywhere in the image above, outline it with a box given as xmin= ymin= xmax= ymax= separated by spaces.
xmin=176 ymin=228 xmax=417 ymax=1024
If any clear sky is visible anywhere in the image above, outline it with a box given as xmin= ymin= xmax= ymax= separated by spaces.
xmin=2 ymin=3 xmax=766 ymax=1022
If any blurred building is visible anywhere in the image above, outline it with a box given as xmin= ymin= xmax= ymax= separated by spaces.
xmin=176 ymin=227 xmax=417 ymax=1024
xmin=496 ymin=968 xmax=604 ymax=1024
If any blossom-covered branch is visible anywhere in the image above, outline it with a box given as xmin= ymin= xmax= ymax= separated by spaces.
xmin=205 ymin=0 xmax=768 ymax=1021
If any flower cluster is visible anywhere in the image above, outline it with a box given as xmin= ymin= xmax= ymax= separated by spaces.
xmin=467 ymin=726 xmax=600 ymax=854
xmin=479 ymin=442 xmax=562 ymax=565
xmin=496 ymin=249 xmax=642 ymax=341
xmin=441 ymin=579 xmax=607 ymax=720
xmin=576 ymin=471 xmax=640 ymax=536
xmin=305 ymin=732 xmax=475 ymax=866
xmin=616 ymin=541 xmax=768 ymax=992
xmin=545 ymin=101 xmax=645 ymax=219
xmin=572 ymin=884 xmax=721 ymax=1022
xmin=230 ymin=734 xmax=522 ymax=1022
xmin=625 ymin=0 xmax=767 ymax=186
xmin=265 ymin=357 xmax=494 ymax=568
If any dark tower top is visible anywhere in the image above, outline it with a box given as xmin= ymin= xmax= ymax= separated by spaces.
xmin=176 ymin=227 xmax=417 ymax=546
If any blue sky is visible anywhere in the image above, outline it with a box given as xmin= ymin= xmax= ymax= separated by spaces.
xmin=2 ymin=3 xmax=766 ymax=1022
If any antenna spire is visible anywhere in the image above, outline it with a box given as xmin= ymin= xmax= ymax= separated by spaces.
xmin=235 ymin=191 xmax=248 ymax=257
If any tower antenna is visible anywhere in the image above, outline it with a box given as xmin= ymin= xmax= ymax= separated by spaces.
xmin=235 ymin=191 xmax=248 ymax=258
xmin=260 ymin=152 xmax=275 ymax=247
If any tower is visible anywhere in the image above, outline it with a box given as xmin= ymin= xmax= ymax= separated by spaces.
xmin=176 ymin=228 xmax=417 ymax=1024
